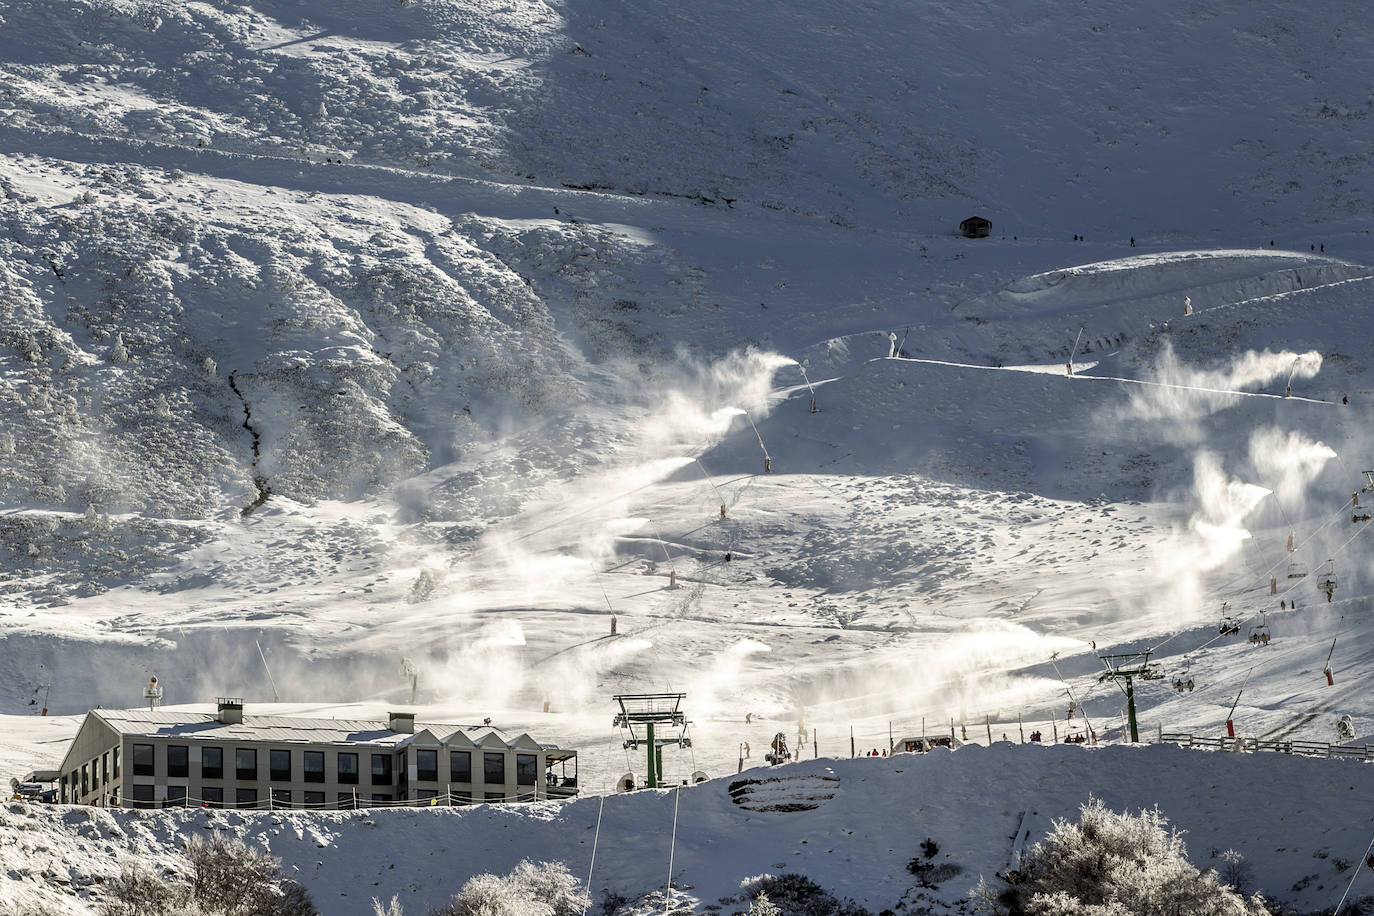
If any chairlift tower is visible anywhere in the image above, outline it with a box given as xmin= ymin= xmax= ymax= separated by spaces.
xmin=1097 ymin=652 xmax=1160 ymax=743
xmin=613 ymin=693 xmax=691 ymax=789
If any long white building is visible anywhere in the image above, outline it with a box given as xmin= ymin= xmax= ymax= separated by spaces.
xmin=58 ymin=700 xmax=578 ymax=809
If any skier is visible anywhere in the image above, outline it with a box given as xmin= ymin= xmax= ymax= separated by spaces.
xmin=610 ymin=615 xmax=617 ymax=636
xmin=1343 ymin=395 xmax=1349 ymax=405
xmin=1066 ymin=361 xmax=1073 ymax=377
xmin=888 ymin=331 xmax=898 ymax=358
xmin=1183 ymin=296 xmax=1192 ymax=316
xmin=1285 ymin=385 xmax=1292 ymax=398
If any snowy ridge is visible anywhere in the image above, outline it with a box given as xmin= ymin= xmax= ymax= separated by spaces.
xmin=5 ymin=745 xmax=1374 ymax=915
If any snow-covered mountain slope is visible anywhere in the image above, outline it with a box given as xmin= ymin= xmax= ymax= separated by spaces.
xmin=3 ymin=0 xmax=1374 ymax=909
xmin=6 ymin=744 xmax=1374 ymax=916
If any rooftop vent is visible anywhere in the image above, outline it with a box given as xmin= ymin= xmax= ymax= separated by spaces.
xmin=388 ymin=711 xmax=415 ymax=734
xmin=216 ymin=697 xmax=244 ymax=725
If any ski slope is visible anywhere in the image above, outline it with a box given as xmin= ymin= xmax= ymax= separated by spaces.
xmin=1 ymin=0 xmax=1374 ymax=912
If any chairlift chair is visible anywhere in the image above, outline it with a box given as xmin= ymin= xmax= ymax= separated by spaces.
xmin=1249 ymin=616 xmax=1272 ymax=646
xmin=1362 ymin=470 xmax=1374 ymax=493
xmin=1172 ymin=657 xmax=1195 ymax=693
xmin=1218 ymin=617 xmax=1241 ymax=636
xmin=1287 ymin=559 xmax=1308 ymax=579
xmin=1317 ymin=560 xmax=1338 ymax=601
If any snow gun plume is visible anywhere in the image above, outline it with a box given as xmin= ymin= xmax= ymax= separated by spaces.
xmin=1119 ymin=344 xmax=1325 ymax=433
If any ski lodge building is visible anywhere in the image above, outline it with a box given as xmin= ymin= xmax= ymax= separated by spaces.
xmin=57 ymin=699 xmax=578 ymax=810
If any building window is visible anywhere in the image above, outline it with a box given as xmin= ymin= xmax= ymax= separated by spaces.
xmin=81 ymin=764 xmax=89 ymax=796
xmin=167 ymin=786 xmax=188 ymax=807
xmin=102 ymin=752 xmax=110 ymax=785
xmin=235 ymin=788 xmax=258 ymax=808
xmin=484 ymin=792 xmax=506 ymax=803
xmin=132 ymin=784 xmax=155 ymax=808
xmin=60 ymin=774 xmax=67 ymax=804
xmin=417 ymin=790 xmax=438 ymax=803
xmin=201 ymin=786 xmax=223 ymax=808
xmin=337 ymin=752 xmax=358 ymax=785
xmin=416 ymin=750 xmax=438 ymax=782
xmin=271 ymin=789 xmax=292 ymax=808
xmin=483 ymin=753 xmax=505 ymax=785
xmin=303 ymin=751 xmax=325 ymax=783
xmin=371 ymin=794 xmax=391 ymax=805
xmin=167 ymin=745 xmax=189 ymax=778
xmin=89 ymin=760 xmax=99 ymax=792
xmin=270 ymin=749 xmax=291 ymax=782
xmin=112 ymin=747 xmax=119 ymax=779
xmin=303 ymin=791 xmax=326 ymax=809
xmin=370 ymin=754 xmax=392 ymax=785
xmin=236 ymin=748 xmax=257 ymax=781
xmin=516 ymin=754 xmax=537 ymax=787
xmin=450 ymin=750 xmax=471 ymax=782
xmin=201 ymin=746 xmax=223 ymax=780
xmin=132 ymin=744 xmax=154 ymax=777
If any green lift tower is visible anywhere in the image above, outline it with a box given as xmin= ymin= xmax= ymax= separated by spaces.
xmin=1097 ymin=651 xmax=1163 ymax=743
xmin=613 ymin=693 xmax=691 ymax=789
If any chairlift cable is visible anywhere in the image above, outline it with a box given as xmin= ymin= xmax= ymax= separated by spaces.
xmin=581 ymin=793 xmax=607 ymax=916
xmin=663 ymin=785 xmax=683 ymax=915
xmin=1050 ymin=654 xmax=1097 ymax=741
xmin=1332 ymin=833 xmax=1374 ymax=915
xmin=1213 ymin=492 xmax=1354 ymax=601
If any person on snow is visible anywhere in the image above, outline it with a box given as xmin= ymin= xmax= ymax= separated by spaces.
xmin=888 ymin=331 xmax=898 ymax=358
xmin=1183 ymin=296 xmax=1192 ymax=316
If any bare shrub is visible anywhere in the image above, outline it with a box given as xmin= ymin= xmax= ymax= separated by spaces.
xmin=101 ymin=864 xmax=187 ymax=915
xmin=184 ymin=834 xmax=317 ymax=915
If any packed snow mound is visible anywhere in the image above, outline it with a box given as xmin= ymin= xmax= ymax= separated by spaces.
xmin=4 ymin=745 xmax=1374 ymax=916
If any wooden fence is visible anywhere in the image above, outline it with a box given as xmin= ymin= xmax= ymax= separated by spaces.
xmin=1159 ymin=732 xmax=1374 ymax=762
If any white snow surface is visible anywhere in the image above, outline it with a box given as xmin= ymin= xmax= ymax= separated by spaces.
xmin=2 ymin=0 xmax=1374 ymax=912
xmin=5 ymin=743 xmax=1374 ymax=915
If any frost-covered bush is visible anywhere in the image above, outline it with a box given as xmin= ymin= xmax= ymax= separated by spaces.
xmin=430 ymin=859 xmax=589 ymax=916
xmin=101 ymin=835 xmax=316 ymax=916
xmin=184 ymin=834 xmax=316 ymax=915
xmin=747 ymin=892 xmax=782 ymax=916
xmin=101 ymin=865 xmax=185 ymax=916
xmin=972 ymin=798 xmax=1268 ymax=916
